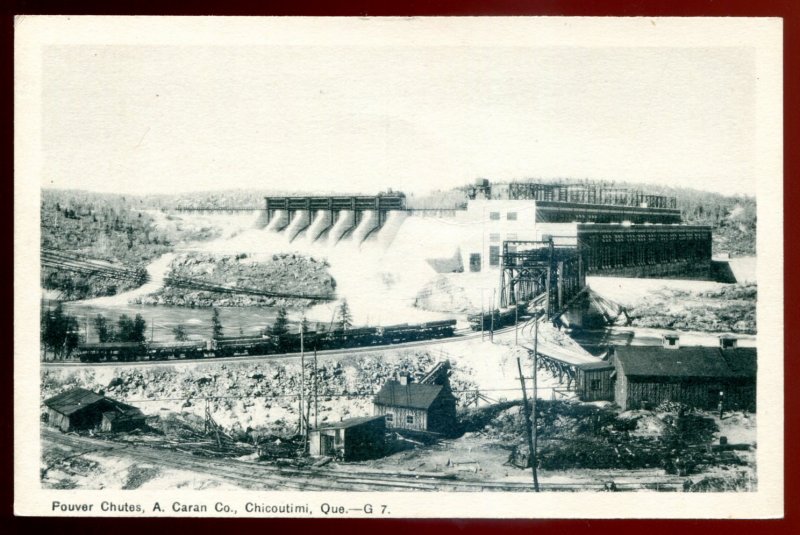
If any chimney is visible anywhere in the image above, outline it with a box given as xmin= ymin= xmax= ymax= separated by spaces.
xmin=662 ymin=334 xmax=680 ymax=349
xmin=719 ymin=335 xmax=738 ymax=350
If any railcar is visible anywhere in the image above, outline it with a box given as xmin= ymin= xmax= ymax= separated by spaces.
xmin=77 ymin=342 xmax=144 ymax=362
xmin=73 ymin=317 xmax=459 ymax=362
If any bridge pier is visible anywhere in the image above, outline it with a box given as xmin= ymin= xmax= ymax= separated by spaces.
xmin=265 ymin=209 xmax=289 ymax=232
xmin=328 ymin=210 xmax=355 ymax=245
xmin=284 ymin=210 xmax=311 ymax=242
xmin=306 ymin=210 xmax=333 ymax=243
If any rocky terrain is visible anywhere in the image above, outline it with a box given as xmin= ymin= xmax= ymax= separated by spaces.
xmin=458 ymin=399 xmax=755 ymax=488
xmin=131 ymin=252 xmax=336 ymax=308
xmin=41 ymin=349 xmax=478 ymax=438
xmin=627 ymin=283 xmax=757 ymax=334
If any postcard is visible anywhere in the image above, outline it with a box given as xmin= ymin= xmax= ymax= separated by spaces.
xmin=14 ymin=16 xmax=783 ymax=518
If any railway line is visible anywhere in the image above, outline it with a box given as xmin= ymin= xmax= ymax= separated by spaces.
xmin=43 ymin=428 xmax=687 ymax=492
xmin=41 ymin=323 xmax=525 ymax=368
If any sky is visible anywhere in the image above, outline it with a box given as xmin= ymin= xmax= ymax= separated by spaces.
xmin=40 ymin=40 xmax=758 ymax=196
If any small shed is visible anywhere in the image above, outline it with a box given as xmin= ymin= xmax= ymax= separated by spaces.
xmin=100 ymin=402 xmax=148 ymax=432
xmin=575 ymin=360 xmax=615 ymax=402
xmin=44 ymin=388 xmax=145 ymax=433
xmin=612 ymin=345 xmax=756 ymax=411
xmin=373 ymin=376 xmax=457 ymax=436
xmin=308 ymin=415 xmax=386 ymax=461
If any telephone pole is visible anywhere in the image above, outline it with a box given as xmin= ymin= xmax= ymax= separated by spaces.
xmin=300 ymin=321 xmax=306 ymax=451
xmin=490 ymin=288 xmax=496 ymax=343
xmin=531 ymin=313 xmax=540 ymax=491
xmin=516 ymin=356 xmax=538 ymax=491
xmin=480 ymin=289 xmax=485 ymax=341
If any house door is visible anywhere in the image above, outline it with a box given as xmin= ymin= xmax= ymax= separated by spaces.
xmin=321 ymin=434 xmax=334 ymax=456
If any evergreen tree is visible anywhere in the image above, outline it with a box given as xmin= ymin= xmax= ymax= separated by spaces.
xmin=172 ymin=324 xmax=188 ymax=342
xmin=93 ymin=314 xmax=114 ymax=342
xmin=337 ymin=299 xmax=353 ymax=332
xmin=270 ymin=307 xmax=290 ymax=351
xmin=211 ymin=307 xmax=223 ymax=339
xmin=41 ymin=303 xmax=80 ymax=359
xmin=117 ymin=314 xmax=147 ymax=343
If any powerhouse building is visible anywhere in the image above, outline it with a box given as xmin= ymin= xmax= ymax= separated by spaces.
xmin=456 ymin=181 xmax=712 ymax=279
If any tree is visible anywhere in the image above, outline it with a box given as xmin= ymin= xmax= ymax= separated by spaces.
xmin=270 ymin=307 xmax=290 ymax=351
xmin=337 ymin=299 xmax=353 ymax=332
xmin=211 ymin=307 xmax=224 ymax=339
xmin=41 ymin=303 xmax=80 ymax=360
xmin=172 ymin=324 xmax=188 ymax=342
xmin=117 ymin=314 xmax=147 ymax=343
xmin=93 ymin=314 xmax=113 ymax=342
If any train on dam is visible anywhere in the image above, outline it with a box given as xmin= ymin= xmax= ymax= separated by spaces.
xmin=75 ymin=319 xmax=457 ymax=363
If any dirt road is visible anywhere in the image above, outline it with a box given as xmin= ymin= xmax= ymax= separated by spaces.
xmin=42 ymin=428 xmax=687 ymax=492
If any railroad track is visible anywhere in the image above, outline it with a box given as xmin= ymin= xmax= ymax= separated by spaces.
xmin=41 ymin=324 xmax=524 ymax=369
xmin=43 ymin=429 xmax=685 ymax=492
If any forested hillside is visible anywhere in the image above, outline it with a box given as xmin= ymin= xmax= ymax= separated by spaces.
xmin=40 ymin=190 xmax=173 ymax=299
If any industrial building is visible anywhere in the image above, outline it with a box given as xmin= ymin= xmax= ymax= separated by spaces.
xmin=308 ymin=415 xmax=386 ymax=461
xmin=574 ymin=336 xmax=757 ymax=411
xmin=43 ymin=387 xmax=146 ymax=433
xmin=457 ymin=181 xmax=711 ymax=279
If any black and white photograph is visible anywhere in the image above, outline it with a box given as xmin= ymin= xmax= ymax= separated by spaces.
xmin=14 ymin=16 xmax=783 ymax=518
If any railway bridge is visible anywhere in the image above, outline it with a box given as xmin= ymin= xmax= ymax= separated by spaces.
xmin=498 ymin=239 xmax=586 ymax=319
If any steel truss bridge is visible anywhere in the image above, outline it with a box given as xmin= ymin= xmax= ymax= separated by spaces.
xmin=498 ymin=239 xmax=586 ymax=318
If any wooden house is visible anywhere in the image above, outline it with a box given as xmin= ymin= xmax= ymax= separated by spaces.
xmin=373 ymin=375 xmax=457 ymax=436
xmin=612 ymin=340 xmax=756 ymax=411
xmin=575 ymin=360 xmax=615 ymax=402
xmin=308 ymin=415 xmax=386 ymax=461
xmin=44 ymin=387 xmax=145 ymax=433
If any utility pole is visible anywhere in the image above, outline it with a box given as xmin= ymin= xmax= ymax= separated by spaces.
xmin=516 ymin=356 xmax=538 ymax=491
xmin=300 ymin=321 xmax=306 ymax=450
xmin=490 ymin=288 xmax=496 ymax=343
xmin=314 ymin=346 xmax=319 ymax=429
xmin=531 ymin=314 xmax=540 ymax=491
xmin=481 ymin=289 xmax=485 ymax=342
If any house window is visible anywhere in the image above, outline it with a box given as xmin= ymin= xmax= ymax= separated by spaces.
xmin=469 ymin=253 xmax=482 ymax=272
xmin=590 ymin=379 xmax=601 ymax=391
xmin=489 ymin=246 xmax=500 ymax=266
xmin=506 ymin=233 xmax=517 ymax=241
xmin=507 ymin=212 xmax=518 ymax=221
xmin=406 ymin=415 xmax=414 ymax=424
xmin=385 ymin=413 xmax=394 ymax=423
xmin=489 ymin=212 xmax=500 ymax=221
xmin=489 ymin=233 xmax=500 ymax=242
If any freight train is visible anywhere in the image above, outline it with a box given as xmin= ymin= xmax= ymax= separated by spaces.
xmin=75 ymin=319 xmax=457 ymax=362
xmin=467 ymin=304 xmax=527 ymax=332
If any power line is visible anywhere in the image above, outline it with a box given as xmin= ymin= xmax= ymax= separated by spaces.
xmin=98 ymin=386 xmax=558 ymax=404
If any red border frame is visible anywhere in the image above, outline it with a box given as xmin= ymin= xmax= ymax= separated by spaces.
xmin=3 ymin=1 xmax=797 ymax=534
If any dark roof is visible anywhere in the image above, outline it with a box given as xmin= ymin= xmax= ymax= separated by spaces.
xmin=44 ymin=388 xmax=106 ymax=415
xmin=614 ymin=346 xmax=757 ymax=380
xmin=102 ymin=405 xmax=146 ymax=423
xmin=373 ymin=381 xmax=450 ymax=410
xmin=578 ymin=360 xmax=615 ymax=371
xmin=720 ymin=348 xmax=757 ymax=377
xmin=318 ymin=415 xmax=385 ymax=430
